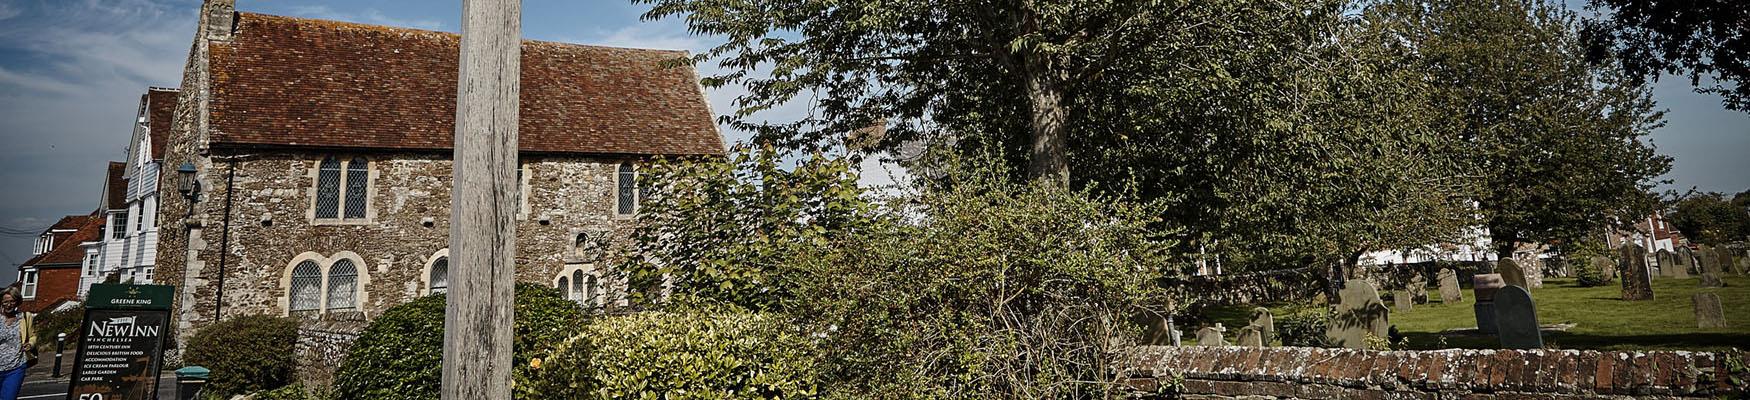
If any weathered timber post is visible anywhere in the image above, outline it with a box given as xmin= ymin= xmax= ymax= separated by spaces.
xmin=444 ymin=0 xmax=520 ymax=399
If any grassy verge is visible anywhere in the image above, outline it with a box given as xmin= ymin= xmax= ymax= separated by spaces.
xmin=1194 ymin=275 xmax=1750 ymax=351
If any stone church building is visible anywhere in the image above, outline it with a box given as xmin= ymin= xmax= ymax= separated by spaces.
xmin=155 ymin=0 xmax=723 ymax=338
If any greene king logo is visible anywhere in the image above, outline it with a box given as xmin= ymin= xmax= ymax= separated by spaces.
xmin=88 ymin=316 xmax=160 ymax=338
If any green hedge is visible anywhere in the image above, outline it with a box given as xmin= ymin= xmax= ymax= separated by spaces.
xmin=1275 ymin=309 xmax=1334 ymax=348
xmin=524 ymin=311 xmax=820 ymax=399
xmin=333 ymin=284 xmax=586 ymax=400
xmin=184 ymin=315 xmax=300 ymax=398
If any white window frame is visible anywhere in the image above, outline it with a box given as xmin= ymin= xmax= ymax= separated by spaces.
xmin=421 ymin=249 xmax=451 ymax=296
xmin=20 ymin=269 xmax=38 ymax=299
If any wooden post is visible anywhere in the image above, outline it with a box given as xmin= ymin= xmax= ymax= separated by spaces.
xmin=444 ymin=0 xmax=520 ymax=399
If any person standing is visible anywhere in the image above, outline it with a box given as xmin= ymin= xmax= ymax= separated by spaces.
xmin=0 ymin=285 xmax=35 ymax=400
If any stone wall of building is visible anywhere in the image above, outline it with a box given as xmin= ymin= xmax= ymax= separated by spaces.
xmin=1121 ymin=346 xmax=1747 ymax=399
xmin=160 ymin=150 xmax=634 ymax=340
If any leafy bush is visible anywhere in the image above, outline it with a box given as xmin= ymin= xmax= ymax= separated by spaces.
xmin=333 ymin=284 xmax=586 ymax=400
xmin=1275 ymin=309 xmax=1334 ymax=348
xmin=1573 ymin=257 xmax=1613 ymax=287
xmin=248 ymin=384 xmax=331 ymax=400
xmin=184 ymin=315 xmax=300 ymax=398
xmin=524 ymin=311 xmax=819 ymax=399
xmin=32 ymin=303 xmax=84 ymax=353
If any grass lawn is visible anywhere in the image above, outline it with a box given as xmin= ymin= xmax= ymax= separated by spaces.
xmin=1195 ymin=275 xmax=1750 ymax=351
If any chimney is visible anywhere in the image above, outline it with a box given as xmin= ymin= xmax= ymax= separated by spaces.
xmin=203 ymin=0 xmax=236 ymax=41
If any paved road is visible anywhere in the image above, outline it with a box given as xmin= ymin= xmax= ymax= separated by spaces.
xmin=19 ymin=354 xmax=180 ymax=400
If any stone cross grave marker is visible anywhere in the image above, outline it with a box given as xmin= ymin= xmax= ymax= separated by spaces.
xmin=1493 ymin=285 xmax=1542 ymax=349
xmin=1437 ymin=268 xmax=1462 ymax=304
xmin=1249 ymin=307 xmax=1274 ymax=346
xmin=1472 ymin=274 xmax=1506 ymax=333
xmin=1394 ymin=290 xmax=1413 ymax=313
xmin=1327 ymin=280 xmax=1389 ymax=349
xmin=1234 ymin=326 xmax=1264 ymax=347
xmin=1196 ymin=324 xmax=1227 ymax=347
xmin=1694 ymin=293 xmax=1728 ymax=329
xmin=1620 ymin=244 xmax=1654 ymax=301
xmin=1700 ymin=273 xmax=1725 ymax=288
xmin=1498 ymin=259 xmax=1528 ymax=289
xmin=1408 ymin=273 xmax=1429 ymax=304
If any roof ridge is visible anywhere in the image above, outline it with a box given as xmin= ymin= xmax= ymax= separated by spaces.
xmin=235 ymin=11 xmax=694 ymax=54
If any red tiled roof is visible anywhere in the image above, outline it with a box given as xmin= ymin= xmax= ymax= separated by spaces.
xmin=105 ymin=162 xmax=126 ymax=210
xmin=47 ymin=215 xmax=94 ymax=231
xmin=146 ymin=87 xmax=179 ymax=159
xmin=23 ymin=216 xmax=102 ymax=268
xmin=207 ymin=13 xmax=724 ymax=156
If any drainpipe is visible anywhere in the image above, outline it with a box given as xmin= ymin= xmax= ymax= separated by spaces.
xmin=213 ymin=159 xmax=237 ymax=321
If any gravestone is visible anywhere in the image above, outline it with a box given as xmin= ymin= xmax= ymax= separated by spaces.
xmin=1493 ymin=285 xmax=1542 ymax=349
xmin=1676 ymin=246 xmax=1695 ymax=271
xmin=1249 ymin=307 xmax=1275 ymax=345
xmin=1738 ymin=257 xmax=1750 ymax=275
xmin=1327 ymin=280 xmax=1390 ymax=349
xmin=1698 ymin=246 xmax=1721 ymax=275
xmin=1393 ymin=290 xmax=1413 ymax=313
xmin=1657 ymin=250 xmax=1676 ymax=277
xmin=1519 ymin=256 xmax=1545 ymax=288
xmin=1437 ymin=268 xmax=1463 ymax=304
xmin=1693 ymin=293 xmax=1727 ymax=329
xmin=1167 ymin=322 xmax=1183 ymax=346
xmin=1719 ymin=249 xmax=1739 ymax=275
xmin=1196 ymin=324 xmax=1227 ymax=347
xmin=1668 ymin=249 xmax=1690 ymax=278
xmin=1592 ymin=256 xmax=1617 ymax=280
xmin=1498 ymin=259 xmax=1529 ymax=290
xmin=1620 ymin=244 xmax=1654 ymax=301
xmin=1234 ymin=326 xmax=1264 ymax=347
xmin=1472 ymin=274 xmax=1506 ymax=333
xmin=1700 ymin=273 xmax=1725 ymax=288
xmin=1407 ymin=273 xmax=1430 ymax=304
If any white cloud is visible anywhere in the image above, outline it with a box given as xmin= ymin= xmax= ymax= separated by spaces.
xmin=286 ymin=5 xmax=445 ymax=31
xmin=0 ymin=2 xmax=21 ymax=21
xmin=582 ymin=23 xmax=706 ymax=52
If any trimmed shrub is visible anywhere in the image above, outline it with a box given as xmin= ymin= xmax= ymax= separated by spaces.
xmin=184 ymin=315 xmax=300 ymax=398
xmin=32 ymin=303 xmax=84 ymax=353
xmin=524 ymin=311 xmax=820 ymax=399
xmin=334 ymin=283 xmax=586 ymax=400
xmin=1275 ymin=309 xmax=1334 ymax=348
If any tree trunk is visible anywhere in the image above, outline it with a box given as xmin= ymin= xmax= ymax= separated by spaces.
xmin=445 ymin=0 xmax=520 ymax=398
xmin=1018 ymin=5 xmax=1070 ymax=187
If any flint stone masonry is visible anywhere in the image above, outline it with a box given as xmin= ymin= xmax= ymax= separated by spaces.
xmin=1121 ymin=346 xmax=1748 ymax=399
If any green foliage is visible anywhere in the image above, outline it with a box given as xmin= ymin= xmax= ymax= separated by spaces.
xmin=1573 ymin=261 xmax=1612 ymax=288
xmin=1582 ymin=0 xmax=1750 ymax=111
xmin=618 ymin=147 xmax=1182 ymax=398
xmin=184 ymin=315 xmax=299 ymax=398
xmin=1365 ymin=0 xmax=1671 ymax=255
xmin=1275 ymin=309 xmax=1334 ymax=348
xmin=524 ymin=311 xmax=820 ymax=399
xmin=333 ymin=284 xmax=587 ymax=400
xmin=32 ymin=304 xmax=83 ymax=353
xmin=1668 ymin=191 xmax=1750 ymax=245
xmin=246 ymin=384 xmax=331 ymax=400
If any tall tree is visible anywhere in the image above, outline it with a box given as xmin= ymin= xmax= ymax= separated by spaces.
xmin=646 ymin=0 xmax=1478 ymax=270
xmin=1582 ymin=0 xmax=1750 ymax=111
xmin=1668 ymin=191 xmax=1750 ymax=245
xmin=1366 ymin=0 xmax=1672 ymax=259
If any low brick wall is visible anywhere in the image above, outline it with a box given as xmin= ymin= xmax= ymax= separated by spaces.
xmin=1123 ymin=346 xmax=1746 ymax=399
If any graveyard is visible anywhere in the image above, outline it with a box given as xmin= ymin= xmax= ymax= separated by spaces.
xmin=1197 ymin=275 xmax=1750 ymax=351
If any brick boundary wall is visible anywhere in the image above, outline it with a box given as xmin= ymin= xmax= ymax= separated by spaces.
xmin=1122 ymin=346 xmax=1747 ymax=399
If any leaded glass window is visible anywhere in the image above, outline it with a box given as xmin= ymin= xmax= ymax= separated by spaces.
xmin=557 ymin=276 xmax=570 ymax=299
xmin=429 ymin=256 xmax=449 ymax=295
xmin=344 ymin=157 xmax=368 ymax=219
xmin=571 ymin=270 xmax=585 ymax=303
xmin=327 ymin=259 xmax=359 ymax=311
xmin=290 ymin=261 xmax=322 ymax=313
xmin=617 ymin=163 xmax=636 ymax=215
xmin=315 ymin=157 xmax=341 ymax=219
xmin=585 ymin=274 xmax=599 ymax=306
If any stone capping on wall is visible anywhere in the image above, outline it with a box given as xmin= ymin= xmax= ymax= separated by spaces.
xmin=1123 ymin=346 xmax=1746 ymax=399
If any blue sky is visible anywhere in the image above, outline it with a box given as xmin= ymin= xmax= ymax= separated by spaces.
xmin=0 ymin=0 xmax=1746 ymax=274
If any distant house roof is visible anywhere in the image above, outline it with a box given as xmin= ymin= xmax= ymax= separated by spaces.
xmin=105 ymin=162 xmax=127 ymax=210
xmin=205 ymin=13 xmax=724 ymax=156
xmin=145 ymin=87 xmax=180 ymax=159
xmin=22 ymin=215 xmax=101 ymax=269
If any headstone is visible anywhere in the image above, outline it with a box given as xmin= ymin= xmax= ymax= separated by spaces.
xmin=1699 ymin=273 xmax=1725 ymax=288
xmin=1472 ymin=274 xmax=1506 ymax=333
xmin=1407 ymin=273 xmax=1429 ymax=304
xmin=1619 ymin=244 xmax=1654 ymax=301
xmin=1196 ymin=324 xmax=1227 ymax=347
xmin=1676 ymin=246 xmax=1695 ymax=271
xmin=1718 ymin=248 xmax=1738 ymax=275
xmin=1657 ymin=250 xmax=1676 ymax=277
xmin=1738 ymin=257 xmax=1750 ymax=275
xmin=1493 ymin=285 xmax=1542 ymax=349
xmin=1326 ymin=280 xmax=1389 ymax=349
xmin=1168 ymin=322 xmax=1183 ymax=347
xmin=1249 ymin=307 xmax=1275 ymax=345
xmin=1592 ymin=256 xmax=1617 ymax=280
xmin=1693 ymin=293 xmax=1727 ymax=329
xmin=1437 ymin=268 xmax=1463 ymax=304
xmin=1498 ymin=259 xmax=1528 ymax=289
xmin=1519 ymin=256 xmax=1545 ymax=288
xmin=1393 ymin=290 xmax=1413 ymax=313
xmin=1234 ymin=326 xmax=1264 ymax=347
xmin=1668 ymin=249 xmax=1690 ymax=278
xmin=1697 ymin=246 xmax=1721 ymax=275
